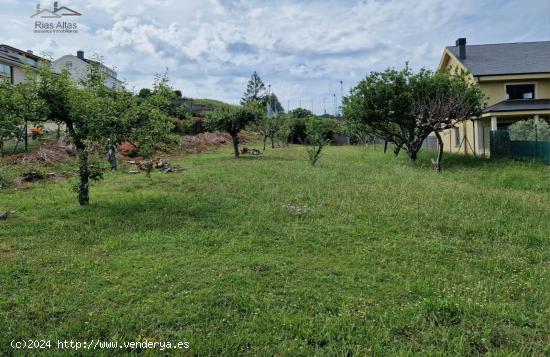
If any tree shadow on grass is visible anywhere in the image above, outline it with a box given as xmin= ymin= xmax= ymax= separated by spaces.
xmin=415 ymin=150 xmax=495 ymax=171
xmin=237 ymin=155 xmax=295 ymax=162
xmin=38 ymin=194 xmax=229 ymax=245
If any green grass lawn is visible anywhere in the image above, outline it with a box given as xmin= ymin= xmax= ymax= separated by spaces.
xmin=0 ymin=145 xmax=549 ymax=355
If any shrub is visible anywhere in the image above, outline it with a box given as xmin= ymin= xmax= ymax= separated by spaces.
xmin=305 ymin=117 xmax=335 ymax=166
xmin=288 ymin=117 xmax=308 ymax=144
xmin=509 ymin=119 xmax=550 ymax=141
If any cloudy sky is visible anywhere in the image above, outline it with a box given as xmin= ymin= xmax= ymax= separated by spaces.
xmin=1 ymin=0 xmax=549 ymax=112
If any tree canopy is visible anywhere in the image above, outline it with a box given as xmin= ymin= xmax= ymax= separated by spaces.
xmin=343 ymin=67 xmax=485 ymax=167
xmin=30 ymin=61 xmax=176 ymax=205
xmin=205 ymin=104 xmax=261 ymax=158
xmin=289 ymin=108 xmax=314 ymax=119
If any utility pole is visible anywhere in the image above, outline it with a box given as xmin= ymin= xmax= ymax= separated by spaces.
xmin=323 ymin=98 xmax=326 ymax=115
xmin=340 ymin=80 xmax=344 ymax=116
xmin=333 ymin=94 xmax=337 ymax=117
xmin=287 ymin=99 xmax=290 ymax=114
xmin=268 ymin=84 xmax=271 ymax=117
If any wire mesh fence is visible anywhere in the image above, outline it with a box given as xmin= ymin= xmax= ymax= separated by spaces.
xmin=491 ymin=128 xmax=550 ymax=163
xmin=421 ymin=136 xmax=439 ymax=151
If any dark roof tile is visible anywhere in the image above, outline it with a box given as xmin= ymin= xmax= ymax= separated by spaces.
xmin=447 ymin=41 xmax=550 ymax=76
xmin=485 ymin=99 xmax=550 ymax=113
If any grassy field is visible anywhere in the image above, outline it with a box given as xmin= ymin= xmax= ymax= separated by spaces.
xmin=0 ymin=144 xmax=549 ymax=355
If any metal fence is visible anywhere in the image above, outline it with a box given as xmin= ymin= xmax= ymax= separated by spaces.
xmin=490 ymin=130 xmax=550 ymax=163
xmin=421 ymin=136 xmax=439 ymax=151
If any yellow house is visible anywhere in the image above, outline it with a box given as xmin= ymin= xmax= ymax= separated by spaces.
xmin=436 ymin=38 xmax=550 ymax=156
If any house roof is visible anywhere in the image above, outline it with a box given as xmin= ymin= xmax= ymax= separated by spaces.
xmin=485 ymin=99 xmax=550 ymax=113
xmin=0 ymin=44 xmax=45 ymax=61
xmin=446 ymin=41 xmax=550 ymax=76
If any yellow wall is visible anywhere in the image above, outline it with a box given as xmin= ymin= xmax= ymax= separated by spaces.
xmin=436 ymin=50 xmax=550 ymax=156
xmin=479 ymin=78 xmax=550 ymax=106
xmin=438 ymin=50 xmax=475 ymax=82
xmin=438 ymin=50 xmax=550 ymax=105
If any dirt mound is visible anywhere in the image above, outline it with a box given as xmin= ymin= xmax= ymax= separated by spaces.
xmin=8 ymin=139 xmax=75 ymax=165
xmin=118 ymin=142 xmax=140 ymax=158
xmin=179 ymin=132 xmax=252 ymax=153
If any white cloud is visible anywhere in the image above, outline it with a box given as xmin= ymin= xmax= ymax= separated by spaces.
xmin=1 ymin=0 xmax=549 ymax=112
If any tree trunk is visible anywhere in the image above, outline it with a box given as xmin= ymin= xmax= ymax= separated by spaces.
xmin=384 ymin=141 xmax=388 ymax=154
xmin=67 ymin=121 xmax=90 ymax=206
xmin=263 ymin=136 xmax=267 ymax=151
xmin=24 ymin=120 xmax=28 ymax=153
xmin=231 ymin=131 xmax=240 ymax=158
xmin=77 ymin=147 xmax=90 ymax=206
xmin=11 ymin=138 xmax=21 ymax=155
xmin=434 ymin=131 xmax=444 ymax=172
xmin=408 ymin=149 xmax=417 ymax=162
xmin=394 ymin=144 xmax=403 ymax=157
xmin=0 ymin=136 xmax=4 ymax=157
xmin=271 ymin=136 xmax=275 ymax=149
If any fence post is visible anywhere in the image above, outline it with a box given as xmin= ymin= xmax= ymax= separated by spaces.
xmin=535 ymin=122 xmax=539 ymax=159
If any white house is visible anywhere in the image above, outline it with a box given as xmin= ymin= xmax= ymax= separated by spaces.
xmin=53 ymin=50 xmax=123 ymax=89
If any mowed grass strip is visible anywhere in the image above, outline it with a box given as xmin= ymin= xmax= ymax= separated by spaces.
xmin=0 ymin=145 xmax=549 ymax=355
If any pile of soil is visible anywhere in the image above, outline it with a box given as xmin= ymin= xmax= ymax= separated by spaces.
xmin=7 ymin=139 xmax=75 ymax=165
xmin=179 ymin=132 xmax=251 ymax=153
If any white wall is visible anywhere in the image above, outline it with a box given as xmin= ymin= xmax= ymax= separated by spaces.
xmin=53 ymin=55 xmax=123 ymax=90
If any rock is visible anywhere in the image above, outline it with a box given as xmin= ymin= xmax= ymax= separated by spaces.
xmin=127 ymin=170 xmax=141 ymax=174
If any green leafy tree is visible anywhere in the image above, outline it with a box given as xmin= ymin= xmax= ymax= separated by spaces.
xmin=205 ymin=104 xmax=261 ymax=158
xmin=253 ymin=114 xmax=288 ymax=150
xmin=0 ymin=79 xmax=47 ymax=155
xmin=344 ymin=119 xmax=375 ymax=146
xmin=138 ymin=88 xmax=152 ymax=100
xmin=343 ymin=67 xmax=485 ymax=170
xmin=241 ymin=72 xmax=266 ymax=105
xmin=286 ymin=108 xmax=316 ymax=144
xmin=276 ymin=116 xmax=293 ymax=146
xmin=127 ymin=74 xmax=178 ymax=176
xmin=305 ymin=117 xmax=337 ymax=166
xmin=0 ymin=80 xmax=22 ymax=156
xmin=33 ymin=61 xmax=175 ymax=205
xmin=289 ymin=108 xmax=313 ymax=119
xmin=509 ymin=119 xmax=550 ymax=141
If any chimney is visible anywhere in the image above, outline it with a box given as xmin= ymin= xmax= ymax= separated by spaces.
xmin=54 ymin=1 xmax=59 ymax=12
xmin=77 ymin=50 xmax=84 ymax=60
xmin=456 ymin=38 xmax=467 ymax=59
xmin=36 ymin=3 xmax=41 ymax=12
